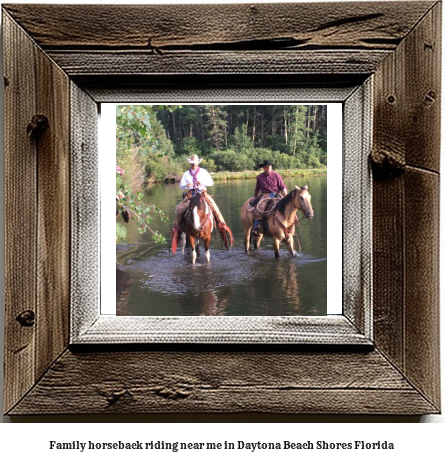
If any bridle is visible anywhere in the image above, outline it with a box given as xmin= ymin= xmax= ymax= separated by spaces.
xmin=189 ymin=195 xmax=212 ymax=238
xmin=273 ymin=188 xmax=310 ymax=242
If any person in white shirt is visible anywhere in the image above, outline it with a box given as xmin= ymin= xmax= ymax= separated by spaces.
xmin=171 ymin=154 xmax=233 ymax=252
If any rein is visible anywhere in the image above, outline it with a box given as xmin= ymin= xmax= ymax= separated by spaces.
xmin=272 ymin=203 xmax=307 ymax=254
xmin=198 ymin=212 xmax=211 ymax=232
xmin=273 ymin=213 xmax=297 ymax=240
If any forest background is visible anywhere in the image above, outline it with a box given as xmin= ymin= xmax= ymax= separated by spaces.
xmin=117 ymin=104 xmax=327 ymax=184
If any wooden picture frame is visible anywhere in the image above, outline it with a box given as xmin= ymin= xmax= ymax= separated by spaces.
xmin=3 ymin=2 xmax=440 ymax=415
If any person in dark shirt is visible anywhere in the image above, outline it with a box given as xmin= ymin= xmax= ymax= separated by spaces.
xmin=254 ymin=160 xmax=288 ymax=198
xmin=250 ymin=160 xmax=288 ymax=236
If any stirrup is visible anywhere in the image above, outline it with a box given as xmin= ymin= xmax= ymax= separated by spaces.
xmin=251 ymin=227 xmax=260 ymax=237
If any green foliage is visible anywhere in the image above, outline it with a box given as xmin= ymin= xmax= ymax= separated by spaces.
xmin=156 ymin=105 xmax=327 ymax=169
xmin=200 ymin=158 xmax=217 ymax=172
xmin=116 ymin=173 xmax=167 ymax=243
xmin=230 ymin=124 xmax=254 ymax=151
xmin=204 ymin=105 xmax=227 ymax=151
xmin=116 ymin=223 xmax=127 ymax=243
xmin=208 ymin=150 xmax=255 ymax=172
xmin=116 ymin=104 xmax=180 ymax=244
xmin=181 ymin=136 xmax=201 ymax=156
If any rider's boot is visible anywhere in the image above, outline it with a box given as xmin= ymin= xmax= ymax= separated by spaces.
xmin=171 ymin=224 xmax=181 ymax=254
xmin=252 ymin=219 xmax=261 ymax=237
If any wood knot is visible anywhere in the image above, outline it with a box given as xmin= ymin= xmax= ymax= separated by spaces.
xmin=27 ymin=115 xmax=49 ymax=140
xmin=154 ymin=386 xmax=191 ymax=400
xmin=4 ymin=76 xmax=10 ymax=87
xmin=16 ymin=310 xmax=35 ymax=327
xmin=105 ymin=390 xmax=128 ymax=405
xmin=370 ymin=147 xmax=405 ymax=177
xmin=424 ymin=42 xmax=434 ymax=50
xmin=96 ymin=386 xmax=131 ymax=406
xmin=424 ymin=90 xmax=436 ymax=105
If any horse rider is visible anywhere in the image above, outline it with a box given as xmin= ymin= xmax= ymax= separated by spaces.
xmin=171 ymin=154 xmax=234 ymax=252
xmin=250 ymin=159 xmax=288 ymax=236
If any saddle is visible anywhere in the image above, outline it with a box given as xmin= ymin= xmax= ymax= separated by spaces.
xmin=248 ymin=194 xmax=283 ymax=238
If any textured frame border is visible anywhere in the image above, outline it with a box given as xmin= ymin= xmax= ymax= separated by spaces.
xmin=3 ymin=2 xmax=440 ymax=415
xmin=71 ymin=83 xmax=372 ymax=345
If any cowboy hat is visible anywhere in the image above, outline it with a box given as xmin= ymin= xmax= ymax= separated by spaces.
xmin=186 ymin=154 xmax=203 ymax=164
xmin=258 ymin=159 xmax=273 ymax=168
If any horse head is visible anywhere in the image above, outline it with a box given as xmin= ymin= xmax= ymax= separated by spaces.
xmin=294 ymin=185 xmax=314 ymax=219
xmin=188 ymin=191 xmax=208 ymax=231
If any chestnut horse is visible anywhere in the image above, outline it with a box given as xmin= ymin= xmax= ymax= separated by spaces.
xmin=240 ymin=185 xmax=314 ymax=258
xmin=182 ymin=191 xmax=214 ymax=264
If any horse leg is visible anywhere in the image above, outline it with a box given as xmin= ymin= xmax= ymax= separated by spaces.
xmin=181 ymin=232 xmax=186 ymax=254
xmin=204 ymin=236 xmax=211 ymax=262
xmin=272 ymin=237 xmax=281 ymax=258
xmin=244 ymin=226 xmax=252 ymax=251
xmin=285 ymin=236 xmax=299 ymax=257
xmin=189 ymin=236 xmax=197 ymax=264
xmin=254 ymin=233 xmax=263 ymax=250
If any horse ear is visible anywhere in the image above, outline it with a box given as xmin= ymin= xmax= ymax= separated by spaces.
xmin=295 ymin=185 xmax=300 ymax=190
xmin=304 ymin=184 xmax=308 ymax=190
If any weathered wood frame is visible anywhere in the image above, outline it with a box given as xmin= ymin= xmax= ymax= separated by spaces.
xmin=73 ymin=84 xmax=373 ymax=345
xmin=3 ymin=2 xmax=441 ymax=415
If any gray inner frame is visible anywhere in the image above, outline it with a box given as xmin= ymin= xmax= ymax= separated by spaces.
xmin=70 ymin=81 xmax=373 ymax=345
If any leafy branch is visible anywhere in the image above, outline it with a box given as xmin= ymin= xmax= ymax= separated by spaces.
xmin=116 ymin=171 xmax=167 ymax=244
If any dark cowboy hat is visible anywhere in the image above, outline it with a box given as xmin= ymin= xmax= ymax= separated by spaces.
xmin=258 ymin=159 xmax=273 ymax=168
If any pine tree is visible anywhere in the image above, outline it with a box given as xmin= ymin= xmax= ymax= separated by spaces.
xmin=204 ymin=105 xmax=227 ymax=150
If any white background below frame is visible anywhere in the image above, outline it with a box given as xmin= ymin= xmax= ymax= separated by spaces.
xmin=99 ymin=103 xmax=342 ymax=316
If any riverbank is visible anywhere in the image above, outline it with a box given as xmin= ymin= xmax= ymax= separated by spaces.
xmin=209 ymin=168 xmax=327 ymax=181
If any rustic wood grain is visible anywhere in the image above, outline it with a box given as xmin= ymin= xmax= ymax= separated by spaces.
xmin=371 ymin=3 xmax=441 ymax=412
xmin=8 ymin=349 xmax=437 ymax=415
xmin=404 ymin=2 xmax=441 ymax=172
xmin=372 ymin=17 xmax=409 ymax=371
xmin=35 ymin=38 xmax=70 ymax=381
xmin=372 ymin=175 xmax=405 ymax=367
xmin=2 ymin=2 xmax=435 ymax=50
xmin=404 ymin=168 xmax=440 ymax=408
xmin=3 ymin=13 xmax=37 ymax=414
xmin=47 ymin=50 xmax=391 ymax=76
xmin=2 ymin=2 xmax=441 ymax=416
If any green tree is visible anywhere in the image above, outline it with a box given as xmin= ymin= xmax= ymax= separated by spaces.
xmin=116 ymin=105 xmax=178 ymax=244
xmin=204 ymin=105 xmax=227 ymax=150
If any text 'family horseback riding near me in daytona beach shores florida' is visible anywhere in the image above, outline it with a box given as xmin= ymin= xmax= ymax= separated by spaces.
xmin=49 ymin=439 xmax=395 ymax=452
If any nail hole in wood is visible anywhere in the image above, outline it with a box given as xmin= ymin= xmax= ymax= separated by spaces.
xmin=386 ymin=95 xmax=396 ymax=105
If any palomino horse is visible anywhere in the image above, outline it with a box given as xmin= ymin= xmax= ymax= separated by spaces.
xmin=240 ymin=185 xmax=314 ymax=258
xmin=182 ymin=191 xmax=214 ymax=264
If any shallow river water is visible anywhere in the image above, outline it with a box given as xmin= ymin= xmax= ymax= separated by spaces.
xmin=116 ymin=175 xmax=327 ymax=317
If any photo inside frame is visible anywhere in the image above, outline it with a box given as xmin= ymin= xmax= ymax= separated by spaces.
xmin=100 ymin=103 xmax=342 ymax=317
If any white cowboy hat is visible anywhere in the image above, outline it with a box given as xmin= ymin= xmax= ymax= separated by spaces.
xmin=186 ymin=154 xmax=203 ymax=164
